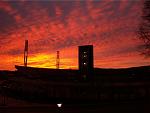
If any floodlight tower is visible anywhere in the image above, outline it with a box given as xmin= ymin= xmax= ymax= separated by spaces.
xmin=56 ymin=51 xmax=60 ymax=69
xmin=24 ymin=39 xmax=28 ymax=67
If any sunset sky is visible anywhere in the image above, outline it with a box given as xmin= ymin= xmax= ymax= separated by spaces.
xmin=0 ymin=0 xmax=149 ymax=71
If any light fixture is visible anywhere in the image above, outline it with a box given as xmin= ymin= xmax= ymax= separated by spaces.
xmin=57 ymin=103 xmax=62 ymax=108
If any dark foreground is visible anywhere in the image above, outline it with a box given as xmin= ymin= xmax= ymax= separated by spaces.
xmin=0 ymin=101 xmax=150 ymax=113
xmin=1 ymin=94 xmax=150 ymax=113
xmin=0 ymin=66 xmax=150 ymax=113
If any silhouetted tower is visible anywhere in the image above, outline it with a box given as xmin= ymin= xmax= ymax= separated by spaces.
xmin=24 ymin=40 xmax=28 ymax=67
xmin=56 ymin=51 xmax=60 ymax=69
xmin=79 ymin=45 xmax=93 ymax=78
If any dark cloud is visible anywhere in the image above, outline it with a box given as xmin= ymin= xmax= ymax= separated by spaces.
xmin=0 ymin=9 xmax=16 ymax=34
xmin=9 ymin=2 xmax=27 ymax=16
xmin=2 ymin=48 xmax=22 ymax=56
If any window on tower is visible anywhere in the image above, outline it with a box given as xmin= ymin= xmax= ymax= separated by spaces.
xmin=83 ymin=62 xmax=86 ymax=65
xmin=83 ymin=55 xmax=87 ymax=58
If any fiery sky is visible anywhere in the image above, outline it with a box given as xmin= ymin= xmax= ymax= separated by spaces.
xmin=0 ymin=0 xmax=149 ymax=70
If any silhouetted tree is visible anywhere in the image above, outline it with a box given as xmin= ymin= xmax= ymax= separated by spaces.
xmin=138 ymin=0 xmax=150 ymax=56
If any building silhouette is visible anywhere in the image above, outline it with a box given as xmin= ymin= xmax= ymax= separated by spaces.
xmin=78 ymin=45 xmax=93 ymax=78
xmin=3 ymin=44 xmax=150 ymax=105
